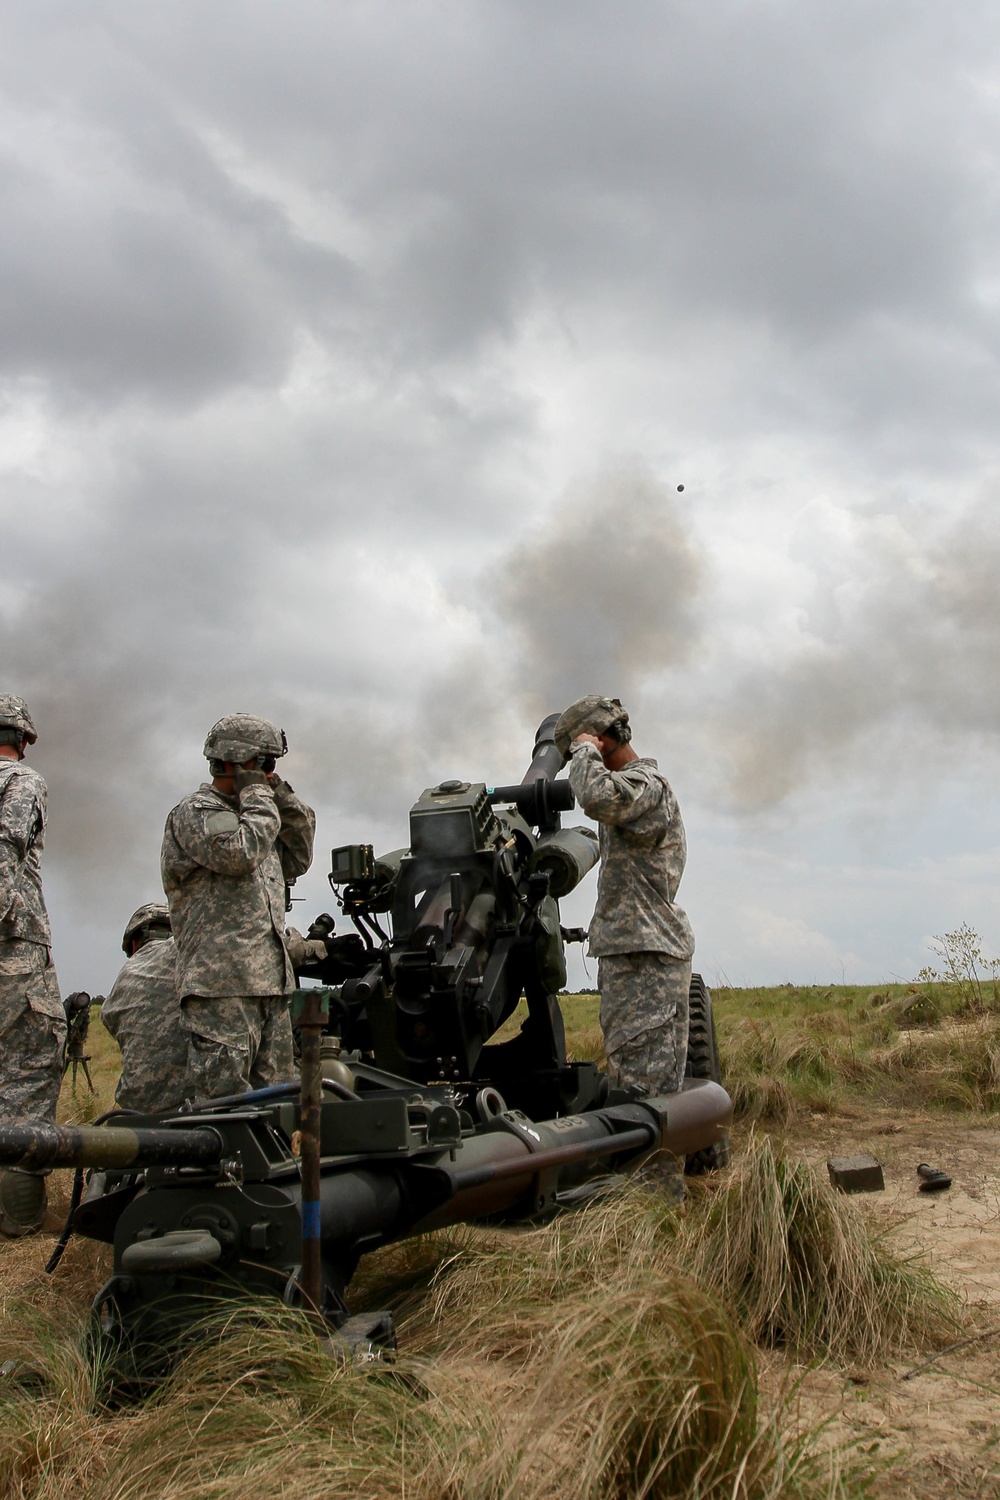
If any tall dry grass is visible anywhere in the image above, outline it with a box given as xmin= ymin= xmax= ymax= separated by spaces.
xmin=0 ymin=1170 xmax=908 ymax=1500
xmin=0 ymin=1289 xmax=863 ymax=1500
xmin=0 ymin=996 xmax=969 ymax=1497
xmin=433 ymin=1280 xmax=846 ymax=1500
xmin=675 ymin=1133 xmax=962 ymax=1367
xmin=716 ymin=988 xmax=1000 ymax=1120
xmin=408 ymin=1143 xmax=960 ymax=1376
xmin=867 ymin=1017 xmax=1000 ymax=1112
xmin=0 ymin=1299 xmax=470 ymax=1500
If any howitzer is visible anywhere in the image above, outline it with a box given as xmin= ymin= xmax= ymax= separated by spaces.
xmin=1 ymin=716 xmax=730 ymax=1378
xmin=0 ymin=1068 xmax=730 ymax=1374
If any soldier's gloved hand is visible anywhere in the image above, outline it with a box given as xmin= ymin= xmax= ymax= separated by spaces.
xmin=269 ymin=775 xmax=296 ymax=805
xmin=285 ymin=928 xmax=329 ymax=967
xmin=234 ymin=766 xmax=272 ymax=796
xmin=285 ymin=927 xmax=308 ymax=966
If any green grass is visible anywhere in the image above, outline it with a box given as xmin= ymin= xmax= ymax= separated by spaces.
xmin=555 ymin=979 xmax=1000 ymax=1122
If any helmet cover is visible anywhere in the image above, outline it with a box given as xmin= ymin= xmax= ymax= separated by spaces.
xmin=0 ymin=694 xmax=37 ymax=745
xmin=203 ymin=714 xmax=287 ymax=765
xmin=553 ymin=696 xmax=631 ymax=759
xmin=122 ymin=902 xmax=171 ymax=953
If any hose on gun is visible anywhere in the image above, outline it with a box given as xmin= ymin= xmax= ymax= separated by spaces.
xmin=181 ymin=1078 xmax=358 ymax=1112
xmin=44 ymin=1168 xmax=84 ymax=1274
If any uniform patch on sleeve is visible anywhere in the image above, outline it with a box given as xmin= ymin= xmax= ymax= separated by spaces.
xmin=205 ymin=810 xmax=240 ymax=836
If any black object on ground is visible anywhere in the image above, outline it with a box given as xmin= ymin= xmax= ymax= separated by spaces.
xmin=917 ymin=1162 xmax=952 ymax=1192
xmin=827 ymin=1155 xmax=885 ymax=1193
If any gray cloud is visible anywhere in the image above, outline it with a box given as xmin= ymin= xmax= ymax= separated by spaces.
xmin=0 ymin=1 xmax=993 ymax=426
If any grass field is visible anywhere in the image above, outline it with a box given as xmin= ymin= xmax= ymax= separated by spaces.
xmin=538 ymin=976 xmax=1000 ymax=1121
xmin=2 ymin=983 xmax=999 ymax=1498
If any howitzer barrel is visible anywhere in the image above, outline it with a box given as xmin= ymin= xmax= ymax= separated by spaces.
xmin=297 ymin=1082 xmax=731 ymax=1252
xmin=310 ymin=1114 xmax=653 ymax=1249
xmin=522 ymin=713 xmax=565 ymax=785
xmin=639 ymin=1078 xmax=733 ymax=1158
xmin=486 ymin=715 xmax=575 ymax=829
xmin=0 ymin=1122 xmax=223 ymax=1172
xmin=447 ymin=1125 xmax=654 ymax=1191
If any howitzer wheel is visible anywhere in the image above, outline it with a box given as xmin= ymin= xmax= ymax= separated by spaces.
xmin=683 ymin=973 xmax=730 ymax=1174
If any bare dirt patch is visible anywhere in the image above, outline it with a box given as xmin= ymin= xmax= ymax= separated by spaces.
xmin=785 ymin=1107 xmax=1000 ymax=1497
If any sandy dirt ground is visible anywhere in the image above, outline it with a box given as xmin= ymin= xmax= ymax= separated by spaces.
xmin=783 ymin=1108 xmax=1000 ymax=1498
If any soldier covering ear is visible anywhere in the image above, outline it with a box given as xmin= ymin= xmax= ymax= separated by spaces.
xmin=161 ymin=714 xmax=316 ymax=1101
xmin=0 ymin=695 xmax=66 ymax=1237
xmin=557 ymin=694 xmax=693 ymax=1204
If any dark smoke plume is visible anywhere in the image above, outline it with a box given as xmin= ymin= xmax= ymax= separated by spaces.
xmin=493 ymin=466 xmax=706 ymax=720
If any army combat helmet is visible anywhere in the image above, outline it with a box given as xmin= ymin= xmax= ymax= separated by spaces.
xmin=553 ymin=696 xmax=631 ymax=761
xmin=122 ymin=902 xmax=171 ymax=955
xmin=0 ymin=694 xmax=38 ymax=756
xmin=203 ymin=714 xmax=287 ymax=773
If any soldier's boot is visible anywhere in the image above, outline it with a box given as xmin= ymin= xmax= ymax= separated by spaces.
xmin=636 ymin=1150 xmax=686 ymax=1205
xmin=0 ymin=1168 xmax=47 ymax=1238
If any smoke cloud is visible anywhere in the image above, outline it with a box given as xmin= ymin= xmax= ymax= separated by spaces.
xmin=493 ymin=467 xmax=705 ymax=719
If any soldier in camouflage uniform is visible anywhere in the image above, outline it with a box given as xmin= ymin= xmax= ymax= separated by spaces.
xmin=554 ymin=695 xmax=694 ymax=1202
xmin=161 ymin=714 xmax=316 ymax=1100
xmin=101 ymin=904 xmax=191 ymax=1113
xmin=0 ymin=694 xmax=66 ymax=1236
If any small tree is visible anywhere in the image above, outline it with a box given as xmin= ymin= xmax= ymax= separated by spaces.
xmin=917 ymin=922 xmax=1000 ymax=1012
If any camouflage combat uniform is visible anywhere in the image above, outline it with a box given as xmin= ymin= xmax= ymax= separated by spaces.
xmin=568 ymin=743 xmax=694 ymax=1197
xmin=0 ymin=760 xmax=66 ymax=1124
xmin=101 ymin=937 xmax=190 ymax=1113
xmin=161 ymin=776 xmax=315 ymax=1098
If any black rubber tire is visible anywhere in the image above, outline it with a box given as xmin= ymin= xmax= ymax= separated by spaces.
xmin=684 ymin=972 xmax=731 ymax=1175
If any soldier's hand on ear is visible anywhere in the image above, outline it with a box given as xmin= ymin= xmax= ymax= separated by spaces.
xmin=234 ymin=765 xmax=272 ymax=795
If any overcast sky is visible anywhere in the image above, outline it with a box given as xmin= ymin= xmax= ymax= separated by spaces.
xmin=5 ymin=0 xmax=1000 ymax=994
